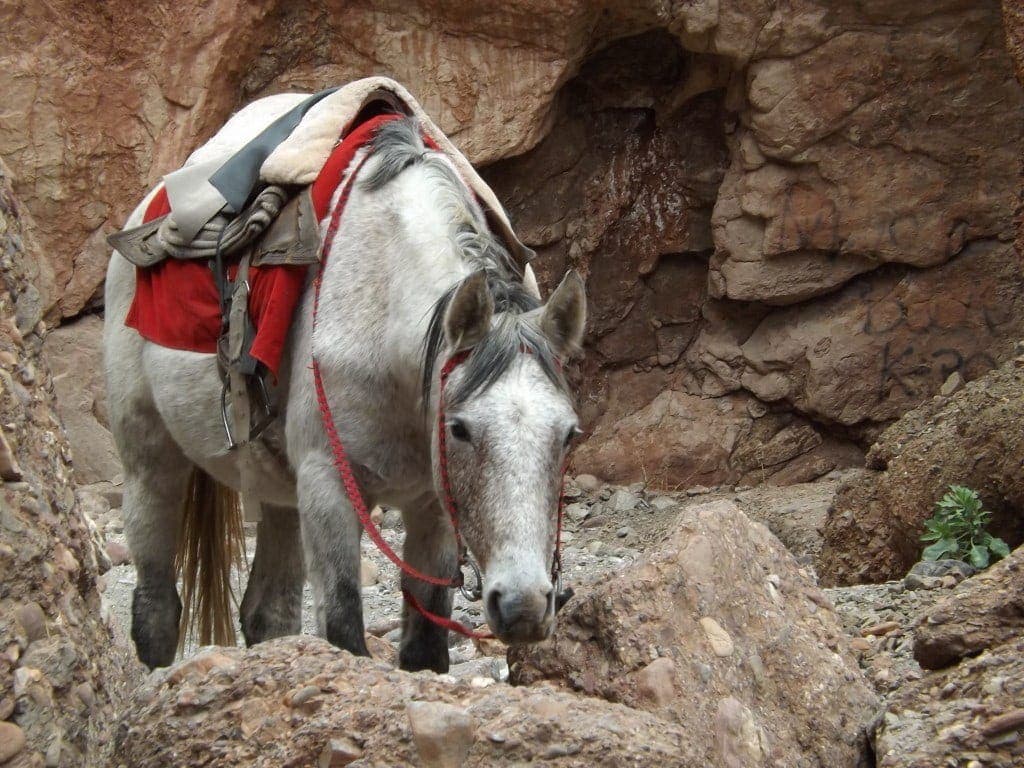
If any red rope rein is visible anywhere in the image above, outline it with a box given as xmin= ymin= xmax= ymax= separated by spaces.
xmin=310 ymin=134 xmax=566 ymax=643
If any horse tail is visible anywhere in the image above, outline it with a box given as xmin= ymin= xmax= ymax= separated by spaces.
xmin=175 ymin=466 xmax=245 ymax=651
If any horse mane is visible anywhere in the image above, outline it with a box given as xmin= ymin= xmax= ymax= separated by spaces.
xmin=361 ymin=116 xmax=566 ymax=409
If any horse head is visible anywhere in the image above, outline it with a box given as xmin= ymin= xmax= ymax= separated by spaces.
xmin=430 ymin=269 xmax=586 ymax=643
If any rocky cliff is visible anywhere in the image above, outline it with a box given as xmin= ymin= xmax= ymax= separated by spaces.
xmin=2 ymin=0 xmax=1022 ymax=488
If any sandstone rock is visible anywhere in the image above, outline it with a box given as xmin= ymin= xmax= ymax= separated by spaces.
xmin=359 ymin=557 xmax=379 ymax=587
xmin=319 ymin=736 xmax=362 ymax=767
xmin=874 ymin=637 xmax=1024 ymax=768
xmin=511 ymin=500 xmax=878 ymax=767
xmin=914 ymin=544 xmax=1024 ymax=670
xmin=818 ymin=357 xmax=1024 ymax=585
xmin=407 ymin=701 xmax=475 ymax=768
xmin=0 ymin=160 xmax=141 ymax=766
xmin=41 ymin=314 xmax=122 ymax=485
xmin=113 ymin=635 xmax=711 ymax=766
xmin=0 ymin=721 xmax=26 ymax=763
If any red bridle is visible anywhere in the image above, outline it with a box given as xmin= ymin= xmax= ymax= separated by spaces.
xmin=309 ymin=149 xmax=567 ymax=641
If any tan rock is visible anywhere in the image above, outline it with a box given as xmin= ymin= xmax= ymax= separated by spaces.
xmin=114 ymin=636 xmax=709 ymax=766
xmin=635 ymin=657 xmax=676 ymax=706
xmin=511 ymin=500 xmax=878 ymax=767
xmin=0 ymin=721 xmax=26 ymax=763
xmin=319 ymin=736 xmax=362 ymax=767
xmin=359 ymin=557 xmax=379 ymax=587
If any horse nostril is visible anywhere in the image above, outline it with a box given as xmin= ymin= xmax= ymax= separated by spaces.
xmin=487 ymin=589 xmax=504 ymax=627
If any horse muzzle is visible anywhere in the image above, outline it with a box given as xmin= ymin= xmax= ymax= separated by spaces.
xmin=484 ymin=579 xmax=555 ymax=644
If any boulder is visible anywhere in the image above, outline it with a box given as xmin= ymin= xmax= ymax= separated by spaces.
xmin=510 ymin=500 xmax=879 ymax=767
xmin=41 ymin=314 xmax=122 ymax=485
xmin=873 ymin=638 xmax=1024 ymax=768
xmin=0 ymin=159 xmax=142 ymax=766
xmin=818 ymin=356 xmax=1024 ymax=586
xmin=913 ymin=544 xmax=1024 ymax=670
xmin=112 ymin=637 xmax=710 ymax=767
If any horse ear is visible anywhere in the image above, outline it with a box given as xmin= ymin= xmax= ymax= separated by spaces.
xmin=522 ymin=263 xmax=542 ymax=301
xmin=444 ymin=270 xmax=494 ymax=351
xmin=540 ymin=269 xmax=586 ymax=358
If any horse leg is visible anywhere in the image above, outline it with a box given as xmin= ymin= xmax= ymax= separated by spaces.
xmin=399 ymin=498 xmax=457 ymax=673
xmin=118 ymin=414 xmax=192 ymax=668
xmin=295 ymin=455 xmax=369 ymax=656
xmin=240 ymin=504 xmax=304 ymax=645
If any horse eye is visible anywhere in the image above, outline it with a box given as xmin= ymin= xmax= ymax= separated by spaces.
xmin=450 ymin=419 xmax=471 ymax=442
xmin=564 ymin=426 xmax=583 ymax=448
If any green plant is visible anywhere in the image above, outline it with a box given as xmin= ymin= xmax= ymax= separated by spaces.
xmin=920 ymin=485 xmax=1010 ymax=568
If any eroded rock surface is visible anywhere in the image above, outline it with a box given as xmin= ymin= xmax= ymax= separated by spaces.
xmin=510 ymin=500 xmax=879 ymax=767
xmin=112 ymin=637 xmax=706 ymax=767
xmin=0 ymin=160 xmax=141 ymax=767
xmin=818 ymin=355 xmax=1024 ymax=586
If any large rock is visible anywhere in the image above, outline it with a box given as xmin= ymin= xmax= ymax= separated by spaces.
xmin=112 ymin=636 xmax=708 ymax=767
xmin=913 ymin=544 xmax=1024 ymax=670
xmin=0 ymin=160 xmax=141 ymax=766
xmin=510 ymin=500 xmax=879 ymax=767
xmin=817 ymin=355 xmax=1024 ymax=586
xmin=873 ymin=637 xmax=1024 ymax=768
xmin=41 ymin=314 xmax=121 ymax=485
xmin=3 ymin=0 xmax=1023 ymax=487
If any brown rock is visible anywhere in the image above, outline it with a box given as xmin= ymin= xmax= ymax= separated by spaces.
xmin=511 ymin=500 xmax=878 ymax=767
xmin=860 ymin=621 xmax=900 ymax=638
xmin=319 ymin=736 xmax=362 ymax=767
xmin=635 ymin=657 xmax=676 ymax=706
xmin=0 ymin=721 xmax=26 ymax=763
xmin=874 ymin=638 xmax=1024 ymax=768
xmin=819 ymin=358 xmax=1024 ymax=585
xmin=407 ymin=701 xmax=475 ymax=768
xmin=0 ymin=159 xmax=142 ymax=765
xmin=914 ymin=544 xmax=1024 ymax=670
xmin=114 ymin=636 xmax=709 ymax=766
xmin=105 ymin=540 xmax=132 ymax=567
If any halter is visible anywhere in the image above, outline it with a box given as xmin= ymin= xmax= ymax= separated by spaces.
xmin=309 ymin=148 xmax=568 ymax=641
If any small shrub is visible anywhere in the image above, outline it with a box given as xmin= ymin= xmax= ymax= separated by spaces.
xmin=920 ymin=485 xmax=1010 ymax=569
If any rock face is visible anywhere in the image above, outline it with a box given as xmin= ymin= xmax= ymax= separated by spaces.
xmin=113 ymin=637 xmax=709 ymax=767
xmin=913 ymin=544 xmax=1024 ymax=670
xmin=510 ymin=500 xmax=879 ymax=767
xmin=818 ymin=355 xmax=1024 ymax=586
xmin=0 ymin=161 xmax=141 ymax=766
xmin=873 ymin=637 xmax=1024 ymax=768
xmin=3 ymin=0 xmax=1023 ymax=487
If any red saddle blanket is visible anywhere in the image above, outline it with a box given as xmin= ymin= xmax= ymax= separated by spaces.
xmin=125 ymin=112 xmax=402 ymax=377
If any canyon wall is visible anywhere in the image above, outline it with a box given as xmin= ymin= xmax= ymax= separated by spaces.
xmin=2 ymin=0 xmax=1021 ymax=486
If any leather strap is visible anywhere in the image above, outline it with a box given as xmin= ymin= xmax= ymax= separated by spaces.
xmin=228 ymin=253 xmax=262 ymax=523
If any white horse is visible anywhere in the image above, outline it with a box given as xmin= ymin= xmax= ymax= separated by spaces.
xmin=103 ymin=103 xmax=586 ymax=673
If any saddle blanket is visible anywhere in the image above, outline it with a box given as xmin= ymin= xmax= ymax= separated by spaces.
xmin=125 ymin=112 xmax=401 ymax=376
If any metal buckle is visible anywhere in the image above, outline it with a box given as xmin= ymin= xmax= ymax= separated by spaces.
xmin=459 ymin=556 xmax=483 ymax=602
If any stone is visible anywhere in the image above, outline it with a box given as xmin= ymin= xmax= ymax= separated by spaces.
xmin=607 ymin=489 xmax=639 ymax=512
xmin=105 ymin=540 xmax=131 ymax=567
xmin=319 ymin=737 xmax=363 ymax=767
xmin=874 ymin=638 xmax=1024 ymax=767
xmin=939 ymin=371 xmax=964 ymax=396
xmin=573 ymin=474 xmax=602 ymax=493
xmin=649 ymin=496 xmax=677 ymax=511
xmin=359 ymin=557 xmax=379 ymax=587
xmin=116 ymin=636 xmax=708 ymax=766
xmin=914 ymin=544 xmax=1024 ymax=670
xmin=407 ymin=701 xmax=476 ymax=768
xmin=41 ymin=315 xmax=122 ymax=485
xmin=15 ymin=601 xmax=47 ymax=643
xmin=564 ymin=502 xmax=590 ymax=524
xmin=860 ymin=621 xmax=900 ymax=638
xmin=635 ymin=657 xmax=676 ymax=706
xmin=512 ymin=501 xmax=878 ymax=766
xmin=700 ymin=617 xmax=735 ymax=657
xmin=0 ymin=722 xmax=26 ymax=763
xmin=819 ymin=357 xmax=1024 ymax=585
xmin=714 ymin=697 xmax=768 ymax=768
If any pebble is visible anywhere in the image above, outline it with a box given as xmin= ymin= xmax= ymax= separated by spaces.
xmin=849 ymin=638 xmax=872 ymax=651
xmin=636 ymin=657 xmax=676 ymax=705
xmin=286 ymin=684 xmax=322 ymax=708
xmin=860 ymin=621 xmax=900 ymax=637
xmin=105 ymin=540 xmax=132 ymax=567
xmin=574 ymin=474 xmax=602 ymax=493
xmin=0 ymin=721 xmax=26 ymax=763
xmin=320 ymin=736 xmax=363 ymax=767
xmin=685 ymin=485 xmax=710 ymax=496
xmin=585 ymin=540 xmax=605 ymax=556
xmin=359 ymin=558 xmax=379 ymax=587
xmin=15 ymin=601 xmax=46 ymax=643
xmin=607 ymin=489 xmax=639 ymax=512
xmin=565 ymin=503 xmax=589 ymax=524
xmin=700 ymin=617 xmax=734 ymax=657
xmin=616 ymin=526 xmax=634 ymax=539
xmin=407 ymin=701 xmax=475 ymax=768
xmin=649 ymin=496 xmax=677 ymax=511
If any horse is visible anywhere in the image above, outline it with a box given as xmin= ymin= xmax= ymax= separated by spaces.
xmin=103 ymin=103 xmax=587 ymax=674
